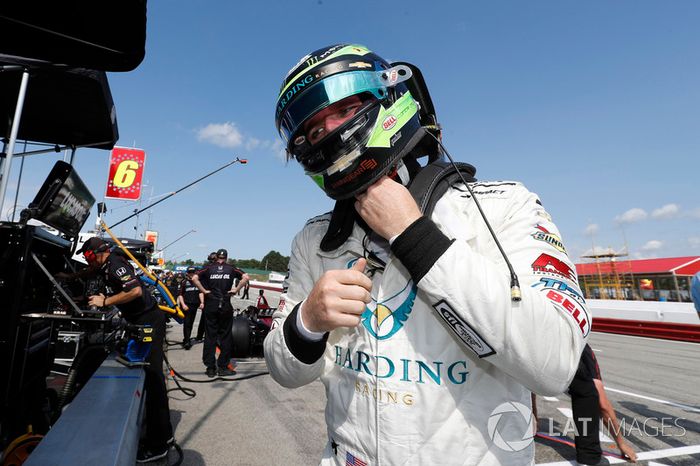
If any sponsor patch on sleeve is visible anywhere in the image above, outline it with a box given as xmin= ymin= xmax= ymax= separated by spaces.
xmin=432 ymin=300 xmax=495 ymax=358
xmin=531 ymin=253 xmax=577 ymax=282
xmin=541 ymin=289 xmax=590 ymax=337
xmin=532 ymin=225 xmax=566 ymax=253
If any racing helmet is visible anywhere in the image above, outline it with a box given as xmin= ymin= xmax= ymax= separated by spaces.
xmin=275 ymin=44 xmax=425 ymax=200
xmin=216 ymin=248 xmax=228 ymax=259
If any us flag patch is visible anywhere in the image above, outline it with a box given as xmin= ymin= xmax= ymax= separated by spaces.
xmin=346 ymin=451 xmax=367 ymax=466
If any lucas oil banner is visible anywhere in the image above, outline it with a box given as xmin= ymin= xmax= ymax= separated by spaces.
xmin=105 ymin=147 xmax=146 ymax=200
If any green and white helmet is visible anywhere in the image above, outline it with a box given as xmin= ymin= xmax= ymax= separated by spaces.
xmin=275 ymin=44 xmax=424 ymax=200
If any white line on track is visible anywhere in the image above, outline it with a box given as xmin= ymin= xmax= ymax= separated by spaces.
xmin=605 ymin=386 xmax=700 ymax=413
xmin=537 ymin=443 xmax=700 ymax=465
xmin=593 ymin=331 xmax=700 ymax=347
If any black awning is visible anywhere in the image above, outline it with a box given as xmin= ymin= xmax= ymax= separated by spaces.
xmin=0 ymin=67 xmax=119 ymax=149
xmin=0 ymin=1 xmax=147 ymax=72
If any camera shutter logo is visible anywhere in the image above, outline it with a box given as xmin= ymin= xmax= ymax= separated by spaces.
xmin=487 ymin=401 xmax=535 ymax=452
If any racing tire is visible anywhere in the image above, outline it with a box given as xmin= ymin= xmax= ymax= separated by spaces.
xmin=230 ymin=316 xmax=251 ymax=358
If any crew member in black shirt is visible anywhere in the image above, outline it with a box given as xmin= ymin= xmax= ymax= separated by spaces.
xmin=188 ymin=252 xmax=218 ymax=344
xmin=568 ymin=344 xmax=637 ymax=464
xmin=192 ymin=248 xmax=249 ymax=377
xmin=78 ymin=237 xmax=174 ymax=463
xmin=178 ymin=266 xmax=204 ymax=350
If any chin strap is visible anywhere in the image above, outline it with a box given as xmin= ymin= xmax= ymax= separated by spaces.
xmin=319 ymin=158 xmax=477 ymax=252
xmin=319 ymin=157 xmax=413 ymax=252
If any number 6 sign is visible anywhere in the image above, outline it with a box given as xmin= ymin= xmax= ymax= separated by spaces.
xmin=105 ymin=147 xmax=146 ymax=200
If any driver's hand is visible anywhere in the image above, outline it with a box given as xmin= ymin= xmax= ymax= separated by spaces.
xmin=301 ymin=258 xmax=372 ymax=333
xmin=355 ymin=176 xmax=421 ymax=240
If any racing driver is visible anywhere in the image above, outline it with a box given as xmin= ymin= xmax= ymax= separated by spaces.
xmin=264 ymin=44 xmax=589 ymax=465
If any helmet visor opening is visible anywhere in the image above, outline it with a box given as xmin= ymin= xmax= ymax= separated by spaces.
xmin=291 ymin=98 xmax=379 ymax=174
xmin=276 ymin=65 xmax=413 ymax=144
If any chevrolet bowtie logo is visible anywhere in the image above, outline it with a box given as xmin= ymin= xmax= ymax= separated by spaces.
xmin=349 ymin=61 xmax=372 ymax=69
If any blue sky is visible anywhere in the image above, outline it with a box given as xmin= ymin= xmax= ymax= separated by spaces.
xmin=3 ymin=1 xmax=699 ymax=265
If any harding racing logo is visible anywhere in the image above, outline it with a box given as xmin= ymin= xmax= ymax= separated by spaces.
xmin=487 ymin=402 xmax=535 ymax=452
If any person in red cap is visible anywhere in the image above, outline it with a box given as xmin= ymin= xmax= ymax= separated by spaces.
xmin=76 ymin=237 xmax=174 ymax=463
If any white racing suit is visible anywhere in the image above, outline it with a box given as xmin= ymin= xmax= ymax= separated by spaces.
xmin=264 ymin=180 xmax=589 ymax=465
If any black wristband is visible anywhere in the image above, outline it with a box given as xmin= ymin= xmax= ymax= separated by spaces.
xmin=391 ymin=216 xmax=454 ymax=283
xmin=283 ymin=302 xmax=328 ymax=365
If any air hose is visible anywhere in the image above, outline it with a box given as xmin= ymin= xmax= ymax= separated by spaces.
xmin=100 ymin=220 xmax=184 ymax=321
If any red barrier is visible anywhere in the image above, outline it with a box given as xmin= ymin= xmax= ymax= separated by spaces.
xmin=592 ymin=317 xmax=700 ymax=343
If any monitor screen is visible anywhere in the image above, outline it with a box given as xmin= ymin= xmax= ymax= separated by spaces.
xmin=29 ymin=161 xmax=95 ymax=239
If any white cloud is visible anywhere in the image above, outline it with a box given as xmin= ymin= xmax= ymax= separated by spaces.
xmin=271 ymin=140 xmax=287 ymax=161
xmin=583 ymin=223 xmax=599 ymax=236
xmin=246 ymin=137 xmax=261 ymax=151
xmin=632 ymin=251 xmax=658 ymax=260
xmin=615 ymin=208 xmax=648 ymax=224
xmin=196 ymin=122 xmax=287 ymax=161
xmin=688 ymin=208 xmax=700 ymax=219
xmin=197 ymin=122 xmax=243 ymax=148
xmin=641 ymin=240 xmax=663 ymax=251
xmin=581 ymin=246 xmax=616 ymax=257
xmin=651 ymin=204 xmax=680 ymax=219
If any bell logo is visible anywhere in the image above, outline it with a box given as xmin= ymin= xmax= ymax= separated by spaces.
xmin=389 ymin=69 xmax=399 ymax=83
xmin=382 ymin=115 xmax=397 ymax=130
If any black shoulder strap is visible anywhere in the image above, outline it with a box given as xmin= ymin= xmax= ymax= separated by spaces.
xmin=408 ymin=160 xmax=477 ymax=215
xmin=319 ymin=198 xmax=356 ymax=252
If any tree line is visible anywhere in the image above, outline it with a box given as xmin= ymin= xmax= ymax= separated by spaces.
xmin=165 ymin=250 xmax=289 ymax=273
